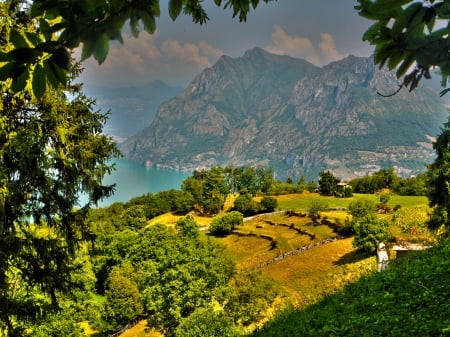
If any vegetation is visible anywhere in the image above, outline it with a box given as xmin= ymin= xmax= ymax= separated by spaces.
xmin=356 ymin=0 xmax=450 ymax=95
xmin=3 ymin=0 xmax=450 ymax=335
xmin=252 ymin=239 xmax=450 ymax=337
xmin=318 ymin=170 xmax=340 ymax=196
xmin=0 ymin=5 xmax=119 ymax=334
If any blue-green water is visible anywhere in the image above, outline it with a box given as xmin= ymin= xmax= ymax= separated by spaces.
xmin=83 ymin=159 xmax=191 ymax=207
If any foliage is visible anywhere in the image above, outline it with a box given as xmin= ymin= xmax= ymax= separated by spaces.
xmin=343 ymin=185 xmax=353 ymax=197
xmin=318 ymin=171 xmax=340 ymax=196
xmin=90 ymin=224 xmax=236 ymax=336
xmin=260 ymin=196 xmax=278 ymax=212
xmin=347 ymin=199 xmax=375 ymax=219
xmin=392 ymin=205 xmax=430 ymax=234
xmin=393 ymin=173 xmax=428 ymax=196
xmin=175 ymin=214 xmax=200 ymax=238
xmin=352 ymin=214 xmax=392 ymax=254
xmin=120 ymin=205 xmax=147 ymax=230
xmin=356 ymin=0 xmax=450 ymax=95
xmin=220 ymin=271 xmax=279 ymax=327
xmin=0 ymin=0 xmax=274 ymax=98
xmin=232 ymin=193 xmax=258 ymax=216
xmin=253 ymin=239 xmax=450 ymax=337
xmin=101 ymin=264 xmax=144 ymax=333
xmin=182 ymin=167 xmax=229 ymax=214
xmin=427 ymin=114 xmax=450 ymax=234
xmin=307 ymin=199 xmax=328 ymax=218
xmin=176 ymin=306 xmax=237 ymax=337
xmin=378 ymin=192 xmax=390 ymax=206
xmin=209 ymin=211 xmax=244 ymax=235
xmin=349 ymin=168 xmax=401 ymax=194
xmin=0 ymin=9 xmax=119 ymax=333
xmin=30 ymin=310 xmax=87 ymax=337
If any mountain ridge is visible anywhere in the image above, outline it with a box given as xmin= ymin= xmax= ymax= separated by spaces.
xmin=120 ymin=48 xmax=448 ymax=180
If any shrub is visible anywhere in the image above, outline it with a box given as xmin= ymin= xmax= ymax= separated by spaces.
xmin=209 ymin=211 xmax=244 ymax=236
xmin=260 ymin=196 xmax=278 ymax=212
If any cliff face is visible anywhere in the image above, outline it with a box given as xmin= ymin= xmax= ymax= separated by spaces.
xmin=120 ymin=48 xmax=447 ymax=180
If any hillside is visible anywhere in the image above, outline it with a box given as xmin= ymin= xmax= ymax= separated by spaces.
xmin=252 ymin=239 xmax=450 ymax=337
xmin=120 ymin=48 xmax=448 ymax=180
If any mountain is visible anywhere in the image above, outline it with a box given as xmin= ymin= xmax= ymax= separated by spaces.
xmin=120 ymin=48 xmax=448 ymax=181
xmin=85 ymin=80 xmax=183 ymax=141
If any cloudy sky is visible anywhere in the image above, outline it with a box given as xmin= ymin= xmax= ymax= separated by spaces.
xmin=77 ymin=0 xmax=375 ymax=88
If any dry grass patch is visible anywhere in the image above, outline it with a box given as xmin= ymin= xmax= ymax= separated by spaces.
xmin=260 ymin=238 xmax=376 ymax=307
xmin=119 ymin=320 xmax=162 ymax=337
xmin=146 ymin=213 xmax=211 ymax=227
xmin=213 ymin=234 xmax=277 ymax=271
xmin=214 ymin=213 xmax=341 ymax=271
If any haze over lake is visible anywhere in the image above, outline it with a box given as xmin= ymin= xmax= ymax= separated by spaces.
xmin=83 ymin=159 xmax=191 ymax=207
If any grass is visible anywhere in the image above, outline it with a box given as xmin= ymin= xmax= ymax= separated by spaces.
xmin=252 ymin=240 xmax=450 ymax=337
xmin=119 ymin=320 xmax=162 ymax=337
xmin=259 ymin=238 xmax=376 ymax=307
xmin=128 ymin=192 xmax=433 ymax=336
xmin=276 ymin=192 xmax=427 ymax=210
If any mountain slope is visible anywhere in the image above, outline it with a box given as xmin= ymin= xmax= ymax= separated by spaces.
xmin=120 ymin=48 xmax=447 ymax=180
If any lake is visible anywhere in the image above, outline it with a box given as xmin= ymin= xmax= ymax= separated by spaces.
xmin=82 ymin=159 xmax=191 ymax=207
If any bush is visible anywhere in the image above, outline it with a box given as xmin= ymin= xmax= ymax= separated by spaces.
xmin=209 ymin=211 xmax=244 ymax=236
xmin=176 ymin=307 xmax=237 ymax=337
xmin=347 ymin=199 xmax=374 ymax=219
xmin=260 ymin=196 xmax=278 ymax=212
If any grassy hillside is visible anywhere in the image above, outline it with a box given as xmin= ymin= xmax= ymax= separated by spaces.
xmin=116 ymin=192 xmax=438 ymax=337
xmin=252 ymin=239 xmax=450 ymax=337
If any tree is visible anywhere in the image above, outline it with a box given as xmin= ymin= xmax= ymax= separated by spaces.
xmin=176 ymin=306 xmax=237 ymax=337
xmin=175 ymin=214 xmax=200 ymax=239
xmin=352 ymin=214 xmax=392 ymax=254
xmin=318 ymin=170 xmax=340 ymax=196
xmin=355 ymin=0 xmax=450 ymax=95
xmin=0 ymin=0 xmax=273 ymax=98
xmin=0 ymin=7 xmax=119 ymax=333
xmin=232 ymin=193 xmax=256 ymax=216
xmin=427 ymin=114 xmax=450 ymax=233
xmin=181 ymin=167 xmax=229 ymax=215
xmin=260 ymin=196 xmax=278 ymax=212
xmin=209 ymin=211 xmax=244 ymax=235
xmin=0 ymin=62 xmax=118 ymax=337
xmin=348 ymin=199 xmax=375 ymax=219
xmin=101 ymin=264 xmax=143 ymax=333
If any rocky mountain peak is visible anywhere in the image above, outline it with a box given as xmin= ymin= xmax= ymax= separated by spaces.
xmin=120 ymin=49 xmax=447 ymax=180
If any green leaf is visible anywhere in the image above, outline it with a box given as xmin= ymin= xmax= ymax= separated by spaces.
xmin=11 ymin=66 xmax=29 ymax=92
xmin=169 ymin=0 xmax=183 ymax=21
xmin=36 ymin=41 xmax=61 ymax=53
xmin=39 ymin=18 xmax=53 ymax=41
xmin=51 ymin=48 xmax=71 ymax=70
xmin=43 ymin=59 xmax=60 ymax=88
xmin=25 ymin=32 xmax=42 ymax=47
xmin=0 ymin=51 xmax=13 ymax=62
xmin=47 ymin=60 xmax=66 ymax=85
xmin=0 ymin=62 xmax=14 ymax=81
xmin=81 ymin=40 xmax=96 ymax=61
xmin=8 ymin=48 xmax=42 ymax=64
xmin=32 ymin=63 xmax=46 ymax=99
xmin=396 ymin=55 xmax=415 ymax=78
xmin=93 ymin=34 xmax=109 ymax=64
xmin=10 ymin=29 xmax=29 ymax=49
xmin=142 ymin=12 xmax=157 ymax=34
xmin=214 ymin=0 xmax=222 ymax=6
